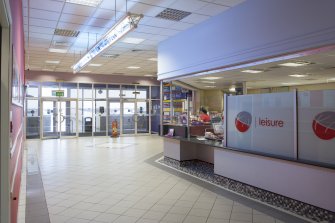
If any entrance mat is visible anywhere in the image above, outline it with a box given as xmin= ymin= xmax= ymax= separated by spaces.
xmin=157 ymin=157 xmax=335 ymax=223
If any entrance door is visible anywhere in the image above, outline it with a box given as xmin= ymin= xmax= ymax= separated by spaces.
xmin=121 ymin=100 xmax=150 ymax=135
xmin=41 ymin=99 xmax=77 ymax=139
xmin=108 ymin=101 xmax=121 ymax=136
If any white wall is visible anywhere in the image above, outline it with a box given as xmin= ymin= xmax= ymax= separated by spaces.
xmin=158 ymin=0 xmax=335 ymax=80
xmin=214 ymin=149 xmax=335 ymax=212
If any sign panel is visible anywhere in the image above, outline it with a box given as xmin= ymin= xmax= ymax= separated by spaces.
xmin=298 ymin=90 xmax=335 ymax=166
xmin=227 ymin=92 xmax=295 ymax=158
xmin=52 ymin=90 xmax=64 ymax=97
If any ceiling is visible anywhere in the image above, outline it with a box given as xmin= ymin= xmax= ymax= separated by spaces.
xmin=23 ymin=0 xmax=245 ymax=76
xmin=179 ymin=49 xmax=335 ymax=91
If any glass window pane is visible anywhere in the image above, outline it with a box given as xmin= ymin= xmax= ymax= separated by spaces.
xmin=41 ymin=82 xmax=59 ymax=97
xmin=94 ymin=84 xmax=107 ymax=99
xmin=60 ymin=82 xmax=77 ymax=98
xmin=151 ymin=86 xmax=160 ymax=99
xmin=26 ymin=99 xmax=40 ymax=139
xmin=94 ymin=100 xmax=107 ymax=136
xmin=26 ymin=82 xmax=39 ymax=98
xmin=108 ymin=85 xmax=120 ymax=98
xmin=78 ymin=100 xmax=93 ymax=136
xmin=79 ymin=83 xmax=92 ymax=99
xmin=121 ymin=85 xmax=135 ymax=99
xmin=136 ymin=86 xmax=149 ymax=99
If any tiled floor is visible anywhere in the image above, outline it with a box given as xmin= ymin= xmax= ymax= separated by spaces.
xmin=25 ymin=136 xmax=308 ymax=223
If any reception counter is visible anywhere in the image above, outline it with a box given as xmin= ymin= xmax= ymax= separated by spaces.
xmin=162 ymin=136 xmax=335 ymax=212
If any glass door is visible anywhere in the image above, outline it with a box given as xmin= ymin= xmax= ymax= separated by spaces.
xmin=136 ymin=101 xmax=149 ymax=134
xmin=41 ymin=99 xmax=77 ymax=139
xmin=122 ymin=101 xmax=135 ymax=134
xmin=42 ymin=100 xmax=59 ymax=139
xmin=108 ymin=101 xmax=121 ymax=136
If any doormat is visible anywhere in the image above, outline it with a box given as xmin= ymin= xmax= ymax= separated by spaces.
xmin=156 ymin=156 xmax=335 ymax=223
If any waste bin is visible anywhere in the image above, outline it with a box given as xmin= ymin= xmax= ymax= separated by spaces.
xmin=84 ymin=117 xmax=92 ymax=132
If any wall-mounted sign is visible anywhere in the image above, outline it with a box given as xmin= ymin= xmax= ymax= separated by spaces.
xmin=227 ymin=92 xmax=295 ymax=158
xmin=52 ymin=90 xmax=64 ymax=97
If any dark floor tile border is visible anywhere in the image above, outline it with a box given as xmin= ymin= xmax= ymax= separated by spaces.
xmin=146 ymin=153 xmax=321 ymax=223
xmin=26 ymin=151 xmax=50 ymax=223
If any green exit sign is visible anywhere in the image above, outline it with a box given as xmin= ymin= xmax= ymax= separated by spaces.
xmin=52 ymin=90 xmax=64 ymax=97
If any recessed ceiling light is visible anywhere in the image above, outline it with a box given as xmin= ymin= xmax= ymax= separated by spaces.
xmin=144 ymin=74 xmax=153 ymax=77
xmin=204 ymin=86 xmax=216 ymax=88
xmin=45 ymin=60 xmax=60 ymax=64
xmin=148 ymin=58 xmax=158 ymax=61
xmin=279 ymin=61 xmax=311 ymax=67
xmin=88 ymin=63 xmax=102 ymax=67
xmin=282 ymin=82 xmax=298 ymax=85
xmin=327 ymin=78 xmax=335 ymax=81
xmin=200 ymin=77 xmax=221 ymax=80
xmin=66 ymin=0 xmax=102 ymax=7
xmin=289 ymin=74 xmax=308 ymax=78
xmin=48 ymin=48 xmax=68 ymax=53
xmin=127 ymin=66 xmax=140 ymax=69
xmin=42 ymin=68 xmax=53 ymax=71
xmin=241 ymin=69 xmax=264 ymax=74
xmin=121 ymin=37 xmax=145 ymax=44
xmin=79 ymin=70 xmax=91 ymax=73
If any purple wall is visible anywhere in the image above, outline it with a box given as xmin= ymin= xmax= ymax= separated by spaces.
xmin=158 ymin=0 xmax=335 ymax=80
xmin=26 ymin=70 xmax=160 ymax=86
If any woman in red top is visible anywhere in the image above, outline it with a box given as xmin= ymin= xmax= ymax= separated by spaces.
xmin=199 ymin=107 xmax=211 ymax=123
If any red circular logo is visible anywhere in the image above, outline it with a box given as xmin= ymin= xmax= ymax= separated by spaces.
xmin=235 ymin=111 xmax=252 ymax=132
xmin=312 ymin=111 xmax=335 ymax=140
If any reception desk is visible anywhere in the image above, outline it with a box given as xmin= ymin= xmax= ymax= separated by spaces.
xmin=162 ymin=136 xmax=335 ymax=212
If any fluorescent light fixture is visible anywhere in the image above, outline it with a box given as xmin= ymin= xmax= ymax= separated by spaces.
xmin=204 ymin=86 xmax=216 ymax=88
xmin=45 ymin=60 xmax=60 ymax=64
xmin=148 ymin=58 xmax=158 ymax=61
xmin=79 ymin=70 xmax=91 ymax=73
xmin=121 ymin=37 xmax=145 ymax=44
xmin=127 ymin=66 xmax=140 ymax=69
xmin=144 ymin=74 xmax=153 ymax=77
xmin=289 ymin=74 xmax=308 ymax=78
xmin=200 ymin=77 xmax=222 ymax=80
xmin=282 ymin=82 xmax=298 ymax=85
xmin=88 ymin=63 xmax=102 ymax=67
xmin=229 ymin=87 xmax=236 ymax=92
xmin=66 ymin=0 xmax=102 ymax=7
xmin=241 ymin=69 xmax=264 ymax=74
xmin=42 ymin=68 xmax=53 ymax=71
xmin=48 ymin=48 xmax=68 ymax=53
xmin=72 ymin=13 xmax=143 ymax=73
xmin=201 ymin=81 xmax=216 ymax=84
xmin=327 ymin=78 xmax=335 ymax=81
xmin=279 ymin=61 xmax=311 ymax=67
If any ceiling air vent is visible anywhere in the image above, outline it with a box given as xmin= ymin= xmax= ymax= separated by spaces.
xmin=54 ymin=28 xmax=80 ymax=37
xmin=156 ymin=8 xmax=191 ymax=21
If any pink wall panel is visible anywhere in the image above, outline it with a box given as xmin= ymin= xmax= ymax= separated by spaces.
xmin=9 ymin=0 xmax=25 ymax=222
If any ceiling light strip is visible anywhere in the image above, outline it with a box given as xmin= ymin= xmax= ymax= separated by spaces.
xmin=72 ymin=13 xmax=143 ymax=73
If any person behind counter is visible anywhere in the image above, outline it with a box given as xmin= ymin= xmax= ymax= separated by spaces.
xmin=199 ymin=107 xmax=211 ymax=123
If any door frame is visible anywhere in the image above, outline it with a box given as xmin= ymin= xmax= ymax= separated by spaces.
xmin=120 ymin=99 xmax=151 ymax=135
xmin=40 ymin=97 xmax=78 ymax=139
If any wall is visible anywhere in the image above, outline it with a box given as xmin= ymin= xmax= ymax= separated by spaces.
xmin=248 ymin=82 xmax=335 ymax=94
xmin=9 ymin=0 xmax=25 ymax=222
xmin=157 ymin=0 xmax=335 ymax=80
xmin=26 ymin=70 xmax=160 ymax=86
